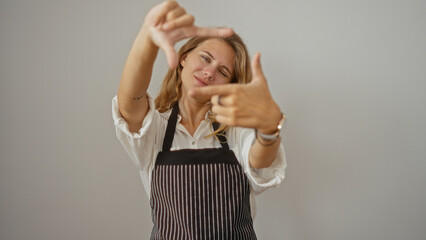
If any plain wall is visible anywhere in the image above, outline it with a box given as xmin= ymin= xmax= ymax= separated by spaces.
xmin=1 ymin=0 xmax=425 ymax=239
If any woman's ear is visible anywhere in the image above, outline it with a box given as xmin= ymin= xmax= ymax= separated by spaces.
xmin=180 ymin=54 xmax=187 ymax=67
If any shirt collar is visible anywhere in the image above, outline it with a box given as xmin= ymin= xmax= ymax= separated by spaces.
xmin=176 ymin=110 xmax=212 ymax=123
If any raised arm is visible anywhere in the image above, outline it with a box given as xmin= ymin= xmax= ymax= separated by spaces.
xmin=117 ymin=1 xmax=233 ymax=133
xmin=117 ymin=1 xmax=184 ymax=132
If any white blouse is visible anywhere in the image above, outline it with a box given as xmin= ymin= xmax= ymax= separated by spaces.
xmin=112 ymin=94 xmax=287 ymax=219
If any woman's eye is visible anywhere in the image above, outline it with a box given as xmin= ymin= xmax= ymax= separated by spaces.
xmin=219 ymin=70 xmax=228 ymax=78
xmin=201 ymin=55 xmax=210 ymax=63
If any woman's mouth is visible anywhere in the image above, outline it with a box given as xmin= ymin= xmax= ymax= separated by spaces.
xmin=195 ymin=76 xmax=208 ymax=86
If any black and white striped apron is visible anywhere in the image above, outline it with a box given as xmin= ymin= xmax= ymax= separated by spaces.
xmin=150 ymin=104 xmax=257 ymax=240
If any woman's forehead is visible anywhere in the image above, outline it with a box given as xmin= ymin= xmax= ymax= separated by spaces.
xmin=196 ymin=39 xmax=233 ymax=55
xmin=194 ymin=39 xmax=235 ymax=65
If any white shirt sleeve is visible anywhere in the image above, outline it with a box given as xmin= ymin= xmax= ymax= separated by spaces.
xmin=235 ymin=127 xmax=287 ymax=195
xmin=111 ymin=94 xmax=164 ymax=173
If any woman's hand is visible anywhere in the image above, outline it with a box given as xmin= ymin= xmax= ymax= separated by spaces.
xmin=189 ymin=53 xmax=283 ymax=134
xmin=142 ymin=1 xmax=233 ymax=69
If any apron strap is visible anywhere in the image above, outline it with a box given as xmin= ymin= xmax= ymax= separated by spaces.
xmin=162 ymin=104 xmax=179 ymax=152
xmin=162 ymin=103 xmax=230 ymax=151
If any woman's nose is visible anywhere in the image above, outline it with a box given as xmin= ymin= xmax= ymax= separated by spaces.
xmin=203 ymin=68 xmax=214 ymax=81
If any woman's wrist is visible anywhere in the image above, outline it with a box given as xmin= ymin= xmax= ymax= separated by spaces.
xmin=255 ymin=111 xmax=286 ymax=142
xmin=256 ymin=108 xmax=283 ymax=134
xmin=136 ymin=26 xmax=158 ymax=50
xmin=130 ymin=28 xmax=160 ymax=64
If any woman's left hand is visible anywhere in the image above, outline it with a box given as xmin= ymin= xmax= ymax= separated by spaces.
xmin=189 ymin=53 xmax=282 ymax=134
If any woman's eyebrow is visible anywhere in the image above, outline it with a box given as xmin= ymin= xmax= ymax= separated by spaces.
xmin=202 ymin=50 xmax=215 ymax=60
xmin=202 ymin=50 xmax=232 ymax=75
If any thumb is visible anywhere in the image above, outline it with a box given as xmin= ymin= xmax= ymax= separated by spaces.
xmin=251 ymin=52 xmax=266 ymax=84
xmin=163 ymin=43 xmax=178 ymax=69
xmin=149 ymin=26 xmax=178 ymax=69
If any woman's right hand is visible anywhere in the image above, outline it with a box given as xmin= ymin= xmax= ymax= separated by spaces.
xmin=142 ymin=1 xmax=233 ymax=69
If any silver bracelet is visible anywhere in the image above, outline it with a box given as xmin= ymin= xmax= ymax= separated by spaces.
xmin=255 ymin=130 xmax=278 ymax=146
xmin=255 ymin=113 xmax=286 ymax=141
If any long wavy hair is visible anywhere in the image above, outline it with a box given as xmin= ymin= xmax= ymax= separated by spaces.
xmin=154 ymin=33 xmax=252 ymax=138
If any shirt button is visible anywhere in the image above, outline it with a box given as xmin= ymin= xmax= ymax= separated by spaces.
xmin=191 ymin=141 xmax=196 ymax=145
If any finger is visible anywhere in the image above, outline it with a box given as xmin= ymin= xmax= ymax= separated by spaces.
xmin=211 ymin=94 xmax=236 ymax=107
xmin=162 ymin=43 xmax=178 ymax=69
xmin=178 ymin=26 xmax=233 ymax=39
xmin=189 ymin=84 xmax=236 ymax=103
xmin=165 ymin=6 xmax=186 ymax=22
xmin=211 ymin=104 xmax=236 ymax=117
xmin=215 ymin=114 xmax=258 ymax=128
xmin=171 ymin=26 xmax=233 ymax=43
xmin=215 ymin=114 xmax=243 ymax=127
xmin=251 ymin=52 xmax=266 ymax=83
xmin=163 ymin=14 xmax=195 ymax=31
xmin=215 ymin=114 xmax=235 ymax=126
xmin=211 ymin=95 xmax=222 ymax=106
xmin=193 ymin=26 xmax=234 ymax=38
xmin=150 ymin=1 xmax=179 ymax=25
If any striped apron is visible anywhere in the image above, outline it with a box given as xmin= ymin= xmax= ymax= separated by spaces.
xmin=150 ymin=104 xmax=257 ymax=240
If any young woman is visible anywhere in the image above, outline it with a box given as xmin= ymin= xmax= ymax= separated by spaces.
xmin=112 ymin=1 xmax=287 ymax=239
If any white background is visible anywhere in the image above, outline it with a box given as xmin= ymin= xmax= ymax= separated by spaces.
xmin=1 ymin=0 xmax=425 ymax=239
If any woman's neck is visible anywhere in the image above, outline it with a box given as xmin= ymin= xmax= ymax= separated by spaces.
xmin=178 ymin=93 xmax=210 ymax=136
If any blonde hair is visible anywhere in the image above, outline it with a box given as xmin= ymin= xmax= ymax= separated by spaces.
xmin=154 ymin=33 xmax=252 ymax=138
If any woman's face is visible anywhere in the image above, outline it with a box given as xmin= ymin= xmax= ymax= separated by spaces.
xmin=180 ymin=39 xmax=235 ymax=95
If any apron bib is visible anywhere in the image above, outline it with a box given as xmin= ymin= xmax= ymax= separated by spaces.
xmin=150 ymin=104 xmax=256 ymax=240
